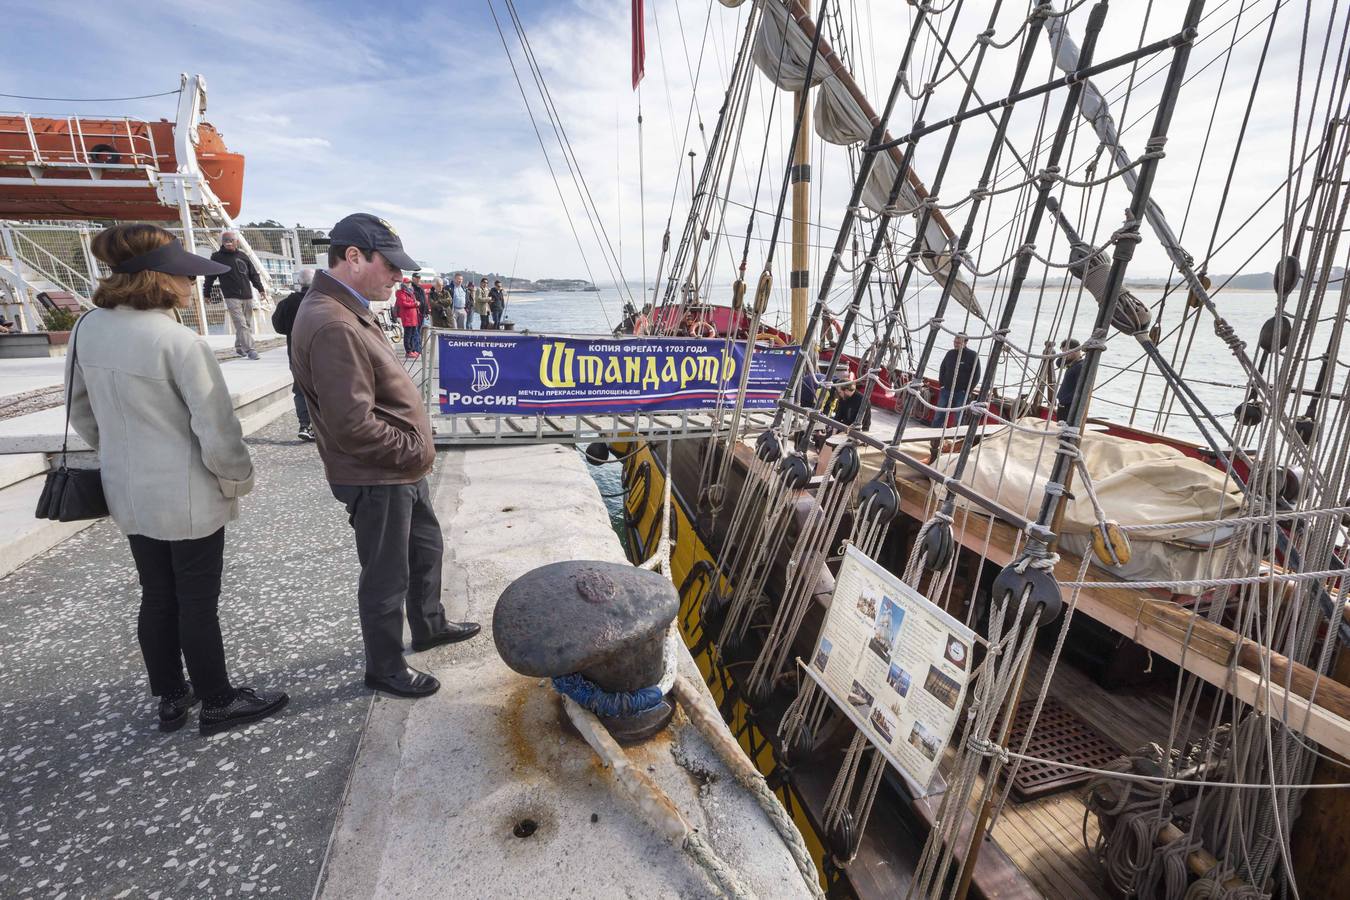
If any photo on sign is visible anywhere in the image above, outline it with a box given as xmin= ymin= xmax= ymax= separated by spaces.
xmin=813 ymin=638 xmax=833 ymax=673
xmin=847 ymin=679 xmax=875 ymax=714
xmin=856 ymin=589 xmax=879 ymax=620
xmin=887 ymin=663 xmax=911 ymax=698
xmin=909 ymin=720 xmax=941 ymax=761
xmin=869 ymin=707 xmax=896 ymax=743
xmin=944 ymin=634 xmax=969 ymax=671
xmin=923 ymin=665 xmax=962 ymax=710
xmin=867 ymin=596 xmax=907 ymax=663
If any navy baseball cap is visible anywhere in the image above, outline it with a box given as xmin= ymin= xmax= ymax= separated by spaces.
xmin=328 ymin=213 xmax=418 ymax=271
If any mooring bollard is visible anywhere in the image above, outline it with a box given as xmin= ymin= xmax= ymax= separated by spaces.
xmin=494 ymin=560 xmax=680 ymax=743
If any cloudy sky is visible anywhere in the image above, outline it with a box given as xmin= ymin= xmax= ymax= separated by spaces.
xmin=4 ymin=0 xmax=1341 ymax=288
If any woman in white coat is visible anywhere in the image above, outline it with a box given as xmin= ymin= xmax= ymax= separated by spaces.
xmin=69 ymin=224 xmax=287 ymax=735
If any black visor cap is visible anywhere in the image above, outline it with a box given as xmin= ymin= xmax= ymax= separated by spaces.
xmin=110 ymin=239 xmax=230 ymax=277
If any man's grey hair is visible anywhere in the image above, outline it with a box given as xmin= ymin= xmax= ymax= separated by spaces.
xmin=220 ymin=230 xmax=238 ymax=243
xmin=295 ymin=267 xmax=315 ymax=288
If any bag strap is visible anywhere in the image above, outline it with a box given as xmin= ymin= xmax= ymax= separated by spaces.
xmin=59 ymin=310 xmax=92 ymax=468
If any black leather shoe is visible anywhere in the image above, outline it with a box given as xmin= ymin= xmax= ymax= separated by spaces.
xmin=411 ymin=622 xmax=481 ymax=652
xmin=199 ymin=687 xmax=289 ymax=736
xmin=364 ymin=667 xmax=440 ymax=698
xmin=158 ymin=684 xmax=200 ymax=732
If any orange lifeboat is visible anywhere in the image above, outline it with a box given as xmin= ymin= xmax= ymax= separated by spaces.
xmin=0 ymin=115 xmax=244 ymax=221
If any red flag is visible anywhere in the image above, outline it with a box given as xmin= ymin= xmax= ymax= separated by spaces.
xmin=631 ymin=0 xmax=645 ymax=89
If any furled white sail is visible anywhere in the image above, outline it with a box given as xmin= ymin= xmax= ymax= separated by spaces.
xmin=751 ymin=0 xmax=984 ymax=317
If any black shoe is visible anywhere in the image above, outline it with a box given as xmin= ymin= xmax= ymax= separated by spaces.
xmin=158 ymin=685 xmax=200 ymax=732
xmin=364 ymin=667 xmax=440 ymax=698
xmin=199 ymin=687 xmax=289 ymax=736
xmin=411 ymin=622 xmax=481 ymax=652
xmin=297 ymin=425 xmax=316 ymax=442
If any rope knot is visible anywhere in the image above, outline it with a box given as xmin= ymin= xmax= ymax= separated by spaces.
xmin=967 ymin=736 xmax=1010 ymax=762
xmin=975 ymin=28 xmax=997 ymax=45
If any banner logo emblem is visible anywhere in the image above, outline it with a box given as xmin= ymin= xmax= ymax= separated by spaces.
xmin=470 ymin=352 xmax=499 ymax=392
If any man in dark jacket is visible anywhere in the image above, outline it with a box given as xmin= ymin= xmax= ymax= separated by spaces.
xmin=270 ymin=268 xmax=315 ymax=442
xmin=203 ymin=230 xmax=266 ymax=359
xmin=489 ymin=280 xmax=506 ymax=328
xmin=1056 ymin=339 xmax=1085 ymax=421
xmin=290 ymin=214 xmax=479 ymax=700
xmin=936 ymin=333 xmax=981 ymax=427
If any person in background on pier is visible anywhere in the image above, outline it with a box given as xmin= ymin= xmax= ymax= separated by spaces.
xmin=290 ymin=213 xmax=480 ymax=699
xmin=271 ymin=268 xmax=316 ymax=442
xmin=474 ymin=277 xmax=492 ymax=329
xmin=71 ymin=223 xmax=288 ymax=735
xmin=935 ymin=332 xmax=980 ymax=428
xmin=409 ymin=275 xmax=429 ymax=337
xmin=203 ymin=230 xmax=266 ymax=360
xmin=489 ymin=279 xmax=506 ymax=328
xmin=1056 ymin=339 xmax=1085 ymax=422
xmin=450 ymin=273 xmax=469 ymax=329
xmin=395 ymin=278 xmax=422 ymax=359
xmin=429 ymin=277 xmax=450 ymax=328
xmin=0 ymin=312 xmax=14 ymax=333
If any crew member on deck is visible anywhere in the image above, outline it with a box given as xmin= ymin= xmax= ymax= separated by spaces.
xmin=1056 ymin=339 xmax=1085 ymax=421
xmin=936 ymin=332 xmax=980 ymax=427
xmin=827 ymin=373 xmax=872 ymax=432
xmin=290 ymin=214 xmax=480 ymax=699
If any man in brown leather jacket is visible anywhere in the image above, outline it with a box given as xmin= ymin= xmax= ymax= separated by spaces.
xmin=290 ymin=214 xmax=479 ymax=698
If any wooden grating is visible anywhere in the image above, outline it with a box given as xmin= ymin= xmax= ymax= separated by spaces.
xmin=1006 ymin=695 xmax=1123 ymax=802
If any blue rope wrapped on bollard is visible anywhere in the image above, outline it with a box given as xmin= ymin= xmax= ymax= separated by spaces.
xmin=551 ymin=673 xmax=665 ymax=718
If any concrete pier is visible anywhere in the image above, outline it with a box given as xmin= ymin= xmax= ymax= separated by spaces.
xmin=0 ymin=420 xmax=813 ymax=897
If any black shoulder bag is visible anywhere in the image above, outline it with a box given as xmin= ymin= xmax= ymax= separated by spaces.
xmin=35 ymin=312 xmax=109 ymax=522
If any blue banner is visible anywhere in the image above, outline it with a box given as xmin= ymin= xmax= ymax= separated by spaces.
xmin=437 ymin=332 xmax=797 ymax=415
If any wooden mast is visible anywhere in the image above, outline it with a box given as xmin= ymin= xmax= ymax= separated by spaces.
xmin=790 ymin=90 xmax=811 ymax=342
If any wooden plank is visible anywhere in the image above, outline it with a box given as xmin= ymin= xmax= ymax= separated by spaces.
xmin=896 ymin=479 xmax=1350 ymax=759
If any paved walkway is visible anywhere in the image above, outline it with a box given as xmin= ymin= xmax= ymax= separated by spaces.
xmin=0 ymin=415 xmax=372 ymax=899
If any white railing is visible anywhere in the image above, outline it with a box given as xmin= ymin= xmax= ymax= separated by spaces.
xmin=0 ymin=112 xmax=160 ymax=171
xmin=8 ymin=228 xmax=95 ymax=303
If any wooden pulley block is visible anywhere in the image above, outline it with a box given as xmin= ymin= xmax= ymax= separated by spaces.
xmin=779 ymin=721 xmax=817 ymax=769
xmin=921 ymin=519 xmax=955 ymax=572
xmin=856 ymin=477 xmax=899 ymax=524
xmin=1273 ymin=254 xmax=1302 ymax=295
xmin=1090 ymin=520 xmax=1132 ymax=568
xmin=1258 ymin=314 xmax=1294 ymax=354
xmin=754 ymin=270 xmax=772 ymax=314
xmin=827 ymin=809 xmax=861 ymax=864
xmin=780 ymin=452 xmax=813 ymax=490
xmin=746 ymin=676 xmax=775 ymax=707
xmin=1187 ymin=273 xmax=1212 ymax=309
xmin=830 ymin=442 xmax=861 ymax=484
xmin=991 ymin=560 xmax=1063 ymax=628
xmin=1234 ymin=399 xmax=1263 ymax=427
xmin=730 ymin=278 xmax=747 ymax=311
xmin=756 ymin=430 xmax=782 ymax=462
xmin=700 ymin=589 xmax=729 ymax=639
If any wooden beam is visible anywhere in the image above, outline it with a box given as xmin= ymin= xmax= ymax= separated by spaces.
xmin=894 ymin=478 xmax=1350 ymax=759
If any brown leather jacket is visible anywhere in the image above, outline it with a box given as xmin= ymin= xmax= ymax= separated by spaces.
xmin=290 ymin=271 xmax=434 ymax=485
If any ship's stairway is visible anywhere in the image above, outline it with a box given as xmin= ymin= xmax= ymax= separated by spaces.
xmin=0 ymin=236 xmax=92 ymax=331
